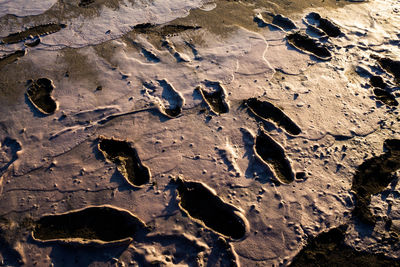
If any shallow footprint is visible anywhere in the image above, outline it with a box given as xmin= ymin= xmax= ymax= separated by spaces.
xmin=290 ymin=225 xmax=399 ymax=266
xmin=287 ymin=32 xmax=332 ymax=61
xmin=245 ymin=98 xmax=301 ymax=135
xmin=196 ymin=81 xmax=229 ymax=115
xmin=173 ymin=177 xmax=248 ymax=240
xmin=0 ymin=24 xmax=66 ymax=44
xmin=254 ymin=128 xmax=295 ymax=184
xmin=98 ymin=135 xmax=151 ymax=187
xmin=32 ymin=205 xmax=148 ymax=245
xmin=0 ymin=50 xmax=26 ymax=70
xmin=158 ymin=79 xmax=185 ymax=118
xmin=304 ymin=12 xmax=342 ymax=37
xmin=26 ymin=78 xmax=57 ymax=115
xmin=352 ymin=139 xmax=400 ymax=225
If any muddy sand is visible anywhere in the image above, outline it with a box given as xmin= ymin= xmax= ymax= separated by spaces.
xmin=1 ymin=0 xmax=400 ymax=266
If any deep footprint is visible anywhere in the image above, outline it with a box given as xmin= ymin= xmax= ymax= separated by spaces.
xmin=305 ymin=12 xmax=342 ymax=37
xmin=0 ymin=24 xmax=66 ymax=44
xmin=290 ymin=225 xmax=400 ymax=266
xmin=26 ymin=78 xmax=57 ymax=115
xmin=245 ymin=98 xmax=301 ymax=135
xmin=158 ymin=79 xmax=185 ymax=118
xmin=271 ymin=14 xmax=298 ymax=31
xmin=32 ymin=206 xmax=148 ymax=244
xmin=174 ymin=177 xmax=248 ymax=240
xmin=0 ymin=50 xmax=26 ymax=70
xmin=98 ymin=135 xmax=151 ymax=187
xmin=370 ymin=75 xmax=387 ymax=89
xmin=371 ymin=55 xmax=400 ymax=85
xmin=196 ymin=81 xmax=229 ymax=115
xmin=352 ymin=139 xmax=400 ymax=225
xmin=254 ymin=129 xmax=295 ymax=184
xmin=373 ymin=88 xmax=398 ymax=106
xmin=287 ymin=32 xmax=332 ymax=60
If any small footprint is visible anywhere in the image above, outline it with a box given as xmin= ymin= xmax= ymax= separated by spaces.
xmin=26 ymin=78 xmax=57 ymax=115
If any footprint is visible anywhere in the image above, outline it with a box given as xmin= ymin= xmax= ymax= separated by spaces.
xmin=287 ymin=32 xmax=332 ymax=61
xmin=0 ymin=137 xmax=21 ymax=175
xmin=157 ymin=79 xmax=185 ymax=118
xmin=0 ymin=24 xmax=66 ymax=45
xmin=26 ymin=78 xmax=57 ymax=115
xmin=133 ymin=23 xmax=201 ymax=37
xmin=0 ymin=50 xmax=26 ymax=70
xmin=290 ymin=225 xmax=399 ymax=266
xmin=162 ymin=39 xmax=191 ymax=63
xmin=32 ymin=205 xmax=148 ymax=245
xmin=245 ymin=98 xmax=301 ymax=135
xmin=98 ymin=135 xmax=151 ymax=187
xmin=173 ymin=177 xmax=249 ymax=240
xmin=371 ymin=55 xmax=400 ymax=85
xmin=352 ymin=139 xmax=400 ymax=225
xmin=196 ymin=81 xmax=229 ymax=115
xmin=372 ymin=88 xmax=398 ymax=107
xmin=253 ymin=128 xmax=295 ymax=184
xmin=370 ymin=75 xmax=387 ymax=89
xmin=304 ymin=12 xmax=342 ymax=37
xmin=254 ymin=13 xmax=297 ymax=31
xmin=78 ymin=0 xmax=95 ymax=7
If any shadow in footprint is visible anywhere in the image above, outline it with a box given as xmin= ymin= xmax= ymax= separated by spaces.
xmin=304 ymin=12 xmax=342 ymax=38
xmin=26 ymin=78 xmax=57 ymax=115
xmin=287 ymin=32 xmax=332 ymax=61
xmin=97 ymin=135 xmax=151 ymax=187
xmin=172 ymin=177 xmax=248 ymax=240
xmin=245 ymin=98 xmax=301 ymax=135
xmin=0 ymin=137 xmax=21 ymax=175
xmin=0 ymin=24 xmax=66 ymax=44
xmin=0 ymin=50 xmax=26 ymax=70
xmin=254 ymin=128 xmax=295 ymax=184
xmin=32 ymin=205 xmax=149 ymax=245
xmin=371 ymin=55 xmax=400 ymax=85
xmin=196 ymin=81 xmax=229 ymax=115
xmin=158 ymin=79 xmax=185 ymax=118
xmin=372 ymin=88 xmax=398 ymax=107
xmin=352 ymin=139 xmax=400 ymax=226
xmin=289 ymin=225 xmax=399 ymax=266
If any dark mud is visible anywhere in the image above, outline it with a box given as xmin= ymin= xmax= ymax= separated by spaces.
xmin=33 ymin=206 xmax=147 ymax=243
xmin=196 ymin=82 xmax=229 ymax=115
xmin=173 ymin=177 xmax=248 ymax=240
xmin=0 ymin=50 xmax=26 ymax=70
xmin=0 ymin=24 xmax=66 ymax=44
xmin=290 ymin=225 xmax=400 ymax=266
xmin=254 ymin=129 xmax=294 ymax=184
xmin=352 ymin=139 xmax=400 ymax=225
xmin=371 ymin=55 xmax=400 ymax=85
xmin=26 ymin=78 xmax=57 ymax=115
xmin=98 ymin=136 xmax=150 ymax=187
xmin=245 ymin=98 xmax=301 ymax=135
xmin=373 ymin=88 xmax=398 ymax=107
xmin=305 ymin=12 xmax=342 ymax=38
xmin=287 ymin=32 xmax=332 ymax=60
xmin=79 ymin=0 xmax=96 ymax=7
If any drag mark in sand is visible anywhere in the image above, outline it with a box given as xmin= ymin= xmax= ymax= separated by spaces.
xmin=98 ymin=135 xmax=151 ymax=187
xmin=32 ymin=205 xmax=148 ymax=245
xmin=0 ymin=24 xmax=66 ymax=44
xmin=173 ymin=177 xmax=249 ymax=240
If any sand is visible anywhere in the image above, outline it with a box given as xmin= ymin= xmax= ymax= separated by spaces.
xmin=1 ymin=0 xmax=400 ymax=266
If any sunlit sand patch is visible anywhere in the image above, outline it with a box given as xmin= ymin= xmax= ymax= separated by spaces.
xmin=0 ymin=23 xmax=66 ymax=44
xmin=32 ymin=205 xmax=148 ymax=245
xmin=352 ymin=139 xmax=400 ymax=226
xmin=287 ymin=32 xmax=332 ymax=60
xmin=245 ymin=98 xmax=301 ymax=136
xmin=97 ymin=135 xmax=151 ymax=187
xmin=253 ymin=128 xmax=295 ymax=184
xmin=290 ymin=225 xmax=400 ymax=266
xmin=0 ymin=50 xmax=25 ymax=70
xmin=196 ymin=81 xmax=229 ymax=115
xmin=26 ymin=78 xmax=57 ymax=115
xmin=173 ymin=177 xmax=249 ymax=240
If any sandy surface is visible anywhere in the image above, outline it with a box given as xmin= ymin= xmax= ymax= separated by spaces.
xmin=1 ymin=0 xmax=400 ymax=266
